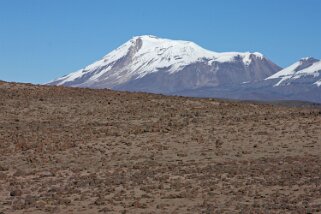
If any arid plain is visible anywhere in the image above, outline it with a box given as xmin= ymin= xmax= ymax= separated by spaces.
xmin=0 ymin=81 xmax=321 ymax=213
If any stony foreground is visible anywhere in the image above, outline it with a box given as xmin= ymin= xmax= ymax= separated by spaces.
xmin=0 ymin=81 xmax=321 ymax=213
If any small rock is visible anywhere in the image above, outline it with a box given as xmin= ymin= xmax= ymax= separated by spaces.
xmin=12 ymin=199 xmax=25 ymax=210
xmin=38 ymin=171 xmax=54 ymax=178
xmin=58 ymin=198 xmax=71 ymax=205
xmin=10 ymin=189 xmax=22 ymax=197
xmin=35 ymin=200 xmax=47 ymax=208
xmin=94 ymin=198 xmax=105 ymax=206
xmin=13 ymin=169 xmax=27 ymax=177
xmin=0 ymin=172 xmax=7 ymax=179
xmin=99 ymin=207 xmax=111 ymax=213
xmin=0 ymin=165 xmax=8 ymax=171
xmin=24 ymin=195 xmax=37 ymax=206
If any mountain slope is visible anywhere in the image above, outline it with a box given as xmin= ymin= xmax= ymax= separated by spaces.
xmin=49 ymin=35 xmax=281 ymax=93
xmin=170 ymin=57 xmax=321 ymax=103
xmin=266 ymin=57 xmax=320 ymax=87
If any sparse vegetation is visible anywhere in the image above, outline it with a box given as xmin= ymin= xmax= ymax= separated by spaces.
xmin=0 ymin=81 xmax=321 ymax=213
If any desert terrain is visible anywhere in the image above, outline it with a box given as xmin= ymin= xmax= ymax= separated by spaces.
xmin=0 ymin=81 xmax=321 ymax=213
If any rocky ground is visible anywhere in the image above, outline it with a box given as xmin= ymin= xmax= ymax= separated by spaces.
xmin=0 ymin=81 xmax=321 ymax=213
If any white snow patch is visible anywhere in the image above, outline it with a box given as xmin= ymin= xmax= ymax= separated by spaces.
xmin=296 ymin=61 xmax=321 ymax=76
xmin=54 ymin=69 xmax=84 ymax=85
xmin=266 ymin=61 xmax=301 ymax=80
xmin=314 ymin=79 xmax=321 ymax=87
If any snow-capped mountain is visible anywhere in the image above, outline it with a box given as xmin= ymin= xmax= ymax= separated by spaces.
xmin=266 ymin=57 xmax=321 ymax=87
xmin=48 ymin=35 xmax=321 ymax=103
xmin=49 ymin=35 xmax=281 ymax=93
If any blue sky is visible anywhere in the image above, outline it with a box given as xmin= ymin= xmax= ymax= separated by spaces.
xmin=0 ymin=0 xmax=320 ymax=84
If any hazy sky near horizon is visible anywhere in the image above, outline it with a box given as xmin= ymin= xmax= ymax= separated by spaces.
xmin=0 ymin=0 xmax=320 ymax=83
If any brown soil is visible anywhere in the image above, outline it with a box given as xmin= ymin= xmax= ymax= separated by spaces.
xmin=0 ymin=81 xmax=321 ymax=213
